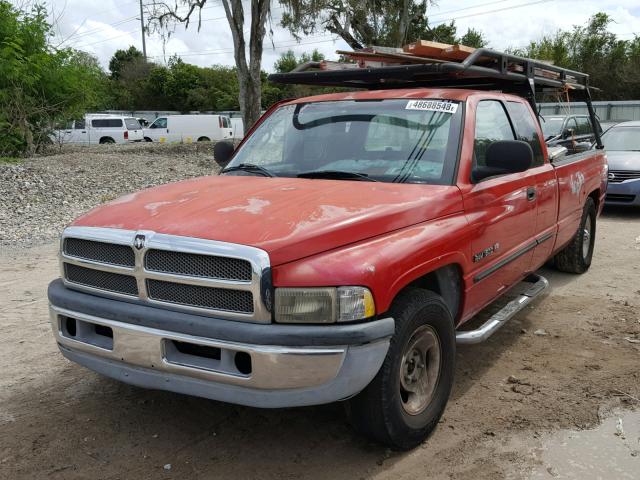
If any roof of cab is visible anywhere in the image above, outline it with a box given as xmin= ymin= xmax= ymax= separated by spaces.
xmin=283 ymin=88 xmax=481 ymax=105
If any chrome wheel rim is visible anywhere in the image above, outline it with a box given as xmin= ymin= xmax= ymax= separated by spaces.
xmin=582 ymin=218 xmax=592 ymax=259
xmin=399 ymin=325 xmax=441 ymax=416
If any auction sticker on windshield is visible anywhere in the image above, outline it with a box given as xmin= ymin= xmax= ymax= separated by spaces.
xmin=405 ymin=100 xmax=459 ymax=114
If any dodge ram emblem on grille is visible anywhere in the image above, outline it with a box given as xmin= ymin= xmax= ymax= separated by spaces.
xmin=608 ymin=172 xmax=615 ymax=181
xmin=134 ymin=234 xmax=146 ymax=250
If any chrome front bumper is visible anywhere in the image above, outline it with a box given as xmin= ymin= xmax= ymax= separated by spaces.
xmin=49 ymin=303 xmax=392 ymax=408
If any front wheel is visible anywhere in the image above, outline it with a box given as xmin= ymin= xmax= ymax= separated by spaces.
xmin=554 ymin=197 xmax=596 ymax=273
xmin=346 ymin=289 xmax=455 ymax=450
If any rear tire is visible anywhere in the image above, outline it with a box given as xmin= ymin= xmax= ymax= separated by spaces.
xmin=554 ymin=197 xmax=596 ymax=274
xmin=345 ymin=289 xmax=455 ymax=450
xmin=99 ymin=137 xmax=115 ymax=144
xmin=197 ymin=136 xmax=210 ymax=142
xmin=144 ymin=137 xmax=153 ymax=142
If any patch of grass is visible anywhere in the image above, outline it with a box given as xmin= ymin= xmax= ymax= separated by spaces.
xmin=0 ymin=156 xmax=23 ymax=165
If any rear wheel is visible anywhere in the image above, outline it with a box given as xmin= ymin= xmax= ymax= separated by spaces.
xmin=197 ymin=136 xmax=210 ymax=142
xmin=346 ymin=289 xmax=455 ymax=450
xmin=554 ymin=197 xmax=596 ymax=273
xmin=99 ymin=137 xmax=115 ymax=144
xmin=144 ymin=137 xmax=153 ymax=142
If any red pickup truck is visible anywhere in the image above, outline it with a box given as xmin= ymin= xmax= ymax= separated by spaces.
xmin=48 ymin=51 xmax=608 ymax=450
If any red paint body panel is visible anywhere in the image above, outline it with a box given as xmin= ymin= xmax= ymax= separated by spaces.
xmin=74 ymin=176 xmax=464 ymax=267
xmin=74 ymin=87 xmax=608 ymax=327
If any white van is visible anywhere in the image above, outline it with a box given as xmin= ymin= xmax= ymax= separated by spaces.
xmin=143 ymin=115 xmax=233 ymax=143
xmin=51 ymin=115 xmax=144 ymax=145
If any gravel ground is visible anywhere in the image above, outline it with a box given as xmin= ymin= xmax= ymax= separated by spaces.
xmin=0 ymin=148 xmax=638 ymax=478
xmin=0 ymin=211 xmax=638 ymax=479
xmin=0 ymin=143 xmax=221 ymax=246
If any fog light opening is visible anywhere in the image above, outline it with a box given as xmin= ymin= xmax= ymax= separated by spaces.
xmin=234 ymin=351 xmax=252 ymax=375
xmin=94 ymin=324 xmax=113 ymax=339
xmin=65 ymin=317 xmax=77 ymax=337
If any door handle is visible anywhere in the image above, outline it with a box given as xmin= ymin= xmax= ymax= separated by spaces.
xmin=526 ymin=187 xmax=537 ymax=202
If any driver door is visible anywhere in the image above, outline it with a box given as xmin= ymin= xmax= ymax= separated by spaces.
xmin=461 ymin=98 xmax=538 ymax=315
xmin=148 ymin=117 xmax=168 ymax=142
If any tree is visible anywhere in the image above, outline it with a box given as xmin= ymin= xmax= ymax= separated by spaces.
xmin=0 ymin=1 xmax=109 ymax=156
xmin=280 ymin=0 xmax=487 ymax=49
xmin=459 ymin=28 xmax=487 ymax=49
xmin=146 ymin=0 xmax=271 ymax=130
xmin=108 ymin=46 xmax=145 ymax=79
xmin=517 ymin=13 xmax=640 ymax=100
xmin=274 ymin=48 xmax=325 ymax=73
xmin=280 ymin=0 xmax=434 ymax=49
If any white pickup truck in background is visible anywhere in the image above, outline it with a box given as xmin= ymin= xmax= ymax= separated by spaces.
xmin=51 ymin=115 xmax=144 ymax=145
xmin=143 ymin=114 xmax=234 ymax=143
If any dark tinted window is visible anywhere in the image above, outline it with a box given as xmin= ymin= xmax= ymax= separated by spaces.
xmin=506 ymin=101 xmax=544 ymax=167
xmin=575 ymin=116 xmax=592 ymax=135
xmin=91 ymin=118 xmax=123 ymax=128
xmin=74 ymin=119 xmax=86 ymax=129
xmin=474 ymin=100 xmax=515 ymax=167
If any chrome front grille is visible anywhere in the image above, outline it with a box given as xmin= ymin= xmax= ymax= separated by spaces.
xmin=609 ymin=170 xmax=640 ymax=183
xmin=146 ymin=279 xmax=254 ymax=313
xmin=59 ymin=227 xmax=271 ymax=323
xmin=145 ymin=249 xmax=252 ymax=281
xmin=64 ymin=263 xmax=139 ymax=296
xmin=64 ymin=238 xmax=135 ymax=267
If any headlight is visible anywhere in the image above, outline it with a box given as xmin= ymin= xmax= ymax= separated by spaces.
xmin=274 ymin=287 xmax=375 ymax=324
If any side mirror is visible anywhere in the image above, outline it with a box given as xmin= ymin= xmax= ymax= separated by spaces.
xmin=472 ymin=140 xmax=533 ymax=183
xmin=213 ymin=140 xmax=235 ymax=165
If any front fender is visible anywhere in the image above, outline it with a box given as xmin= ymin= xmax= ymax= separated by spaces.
xmin=271 ymin=212 xmax=472 ymax=315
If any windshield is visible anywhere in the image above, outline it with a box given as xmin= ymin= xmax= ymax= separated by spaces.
xmin=225 ymin=99 xmax=463 ymax=184
xmin=601 ymin=126 xmax=640 ymax=151
xmin=540 ymin=117 xmax=565 ymax=138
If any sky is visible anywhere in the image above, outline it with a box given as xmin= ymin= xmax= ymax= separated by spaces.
xmin=13 ymin=0 xmax=640 ymax=72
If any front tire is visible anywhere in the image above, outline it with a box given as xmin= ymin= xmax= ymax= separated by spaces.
xmin=346 ymin=289 xmax=455 ymax=450
xmin=554 ymin=197 xmax=596 ymax=273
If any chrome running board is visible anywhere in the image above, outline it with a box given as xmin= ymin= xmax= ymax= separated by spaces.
xmin=456 ymin=274 xmax=549 ymax=344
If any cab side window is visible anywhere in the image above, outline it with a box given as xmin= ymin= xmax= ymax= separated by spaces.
xmin=473 ymin=100 xmax=515 ymax=167
xmin=74 ymin=119 xmax=86 ymax=129
xmin=506 ymin=101 xmax=544 ymax=167
xmin=150 ymin=118 xmax=167 ymax=129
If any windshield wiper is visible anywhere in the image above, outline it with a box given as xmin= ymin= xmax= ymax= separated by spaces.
xmin=222 ymin=163 xmax=275 ymax=177
xmin=296 ymin=170 xmax=378 ymax=182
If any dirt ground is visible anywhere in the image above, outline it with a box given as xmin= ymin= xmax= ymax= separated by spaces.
xmin=0 ymin=207 xmax=638 ymax=479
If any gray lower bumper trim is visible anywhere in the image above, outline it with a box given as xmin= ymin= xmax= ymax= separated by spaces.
xmin=48 ymin=279 xmax=394 ymax=346
xmin=60 ymin=340 xmax=389 ymax=408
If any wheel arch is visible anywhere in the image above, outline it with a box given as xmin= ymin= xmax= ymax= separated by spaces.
xmin=388 ymin=264 xmax=464 ymax=323
xmin=588 ymin=188 xmax=601 ymax=211
xmin=99 ymin=136 xmax=115 ymax=144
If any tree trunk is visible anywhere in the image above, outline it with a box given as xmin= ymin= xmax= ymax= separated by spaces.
xmin=396 ymin=0 xmax=410 ymax=47
xmin=222 ymin=0 xmax=269 ymax=131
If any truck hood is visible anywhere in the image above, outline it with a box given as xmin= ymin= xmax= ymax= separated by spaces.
xmin=606 ymin=151 xmax=640 ymax=170
xmin=73 ymin=176 xmax=463 ymax=266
